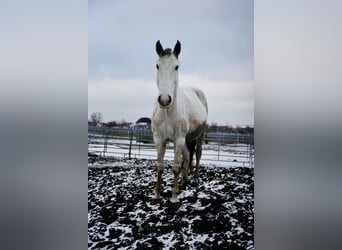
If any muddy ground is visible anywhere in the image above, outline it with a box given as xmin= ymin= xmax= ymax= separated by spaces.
xmin=88 ymin=158 xmax=254 ymax=249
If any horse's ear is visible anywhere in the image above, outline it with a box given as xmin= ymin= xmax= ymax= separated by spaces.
xmin=156 ymin=40 xmax=163 ymax=56
xmin=173 ymin=40 xmax=181 ymax=58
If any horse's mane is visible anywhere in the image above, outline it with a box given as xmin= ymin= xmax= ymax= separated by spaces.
xmin=159 ymin=48 xmax=172 ymax=57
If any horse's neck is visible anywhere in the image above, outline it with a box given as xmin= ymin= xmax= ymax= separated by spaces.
xmin=167 ymin=86 xmax=186 ymax=118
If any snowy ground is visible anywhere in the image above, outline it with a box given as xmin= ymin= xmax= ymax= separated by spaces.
xmin=88 ymin=157 xmax=254 ymax=249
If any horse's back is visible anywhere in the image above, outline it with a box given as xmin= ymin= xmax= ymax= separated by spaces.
xmin=188 ymin=87 xmax=208 ymax=113
xmin=183 ymin=86 xmax=208 ymax=119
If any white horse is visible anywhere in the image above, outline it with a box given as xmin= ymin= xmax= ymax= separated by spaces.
xmin=152 ymin=40 xmax=208 ymax=203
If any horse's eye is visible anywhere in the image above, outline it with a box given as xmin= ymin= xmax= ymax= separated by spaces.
xmin=156 ymin=64 xmax=159 ymax=70
xmin=175 ymin=65 xmax=179 ymax=71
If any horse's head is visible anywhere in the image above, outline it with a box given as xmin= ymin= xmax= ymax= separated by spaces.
xmin=155 ymin=40 xmax=181 ymax=109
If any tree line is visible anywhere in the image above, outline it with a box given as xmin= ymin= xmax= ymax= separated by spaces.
xmin=89 ymin=112 xmax=253 ymax=134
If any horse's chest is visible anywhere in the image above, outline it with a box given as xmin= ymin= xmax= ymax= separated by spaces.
xmin=152 ymin=113 xmax=183 ymax=140
xmin=157 ymin=120 xmax=177 ymax=139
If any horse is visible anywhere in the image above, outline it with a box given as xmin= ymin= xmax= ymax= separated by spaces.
xmin=151 ymin=40 xmax=208 ymax=203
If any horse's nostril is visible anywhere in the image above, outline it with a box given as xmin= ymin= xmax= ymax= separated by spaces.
xmin=158 ymin=95 xmax=172 ymax=106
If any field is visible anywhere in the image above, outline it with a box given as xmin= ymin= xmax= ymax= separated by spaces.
xmin=88 ymin=157 xmax=254 ymax=249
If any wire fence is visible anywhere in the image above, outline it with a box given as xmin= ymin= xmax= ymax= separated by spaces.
xmin=88 ymin=126 xmax=254 ymax=167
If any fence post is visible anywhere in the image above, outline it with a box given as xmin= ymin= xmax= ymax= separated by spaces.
xmin=138 ymin=129 xmax=141 ymax=157
xmin=217 ymin=134 xmax=221 ymax=161
xmin=247 ymin=133 xmax=253 ymax=167
xmin=103 ymin=127 xmax=107 ymax=157
xmin=128 ymin=126 xmax=134 ymax=159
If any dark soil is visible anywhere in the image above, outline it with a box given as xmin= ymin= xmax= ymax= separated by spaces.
xmin=88 ymin=158 xmax=254 ymax=249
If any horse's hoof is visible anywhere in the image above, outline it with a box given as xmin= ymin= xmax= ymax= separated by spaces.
xmin=170 ymin=197 xmax=179 ymax=204
xmin=180 ymin=182 xmax=188 ymax=190
xmin=170 ymin=201 xmax=181 ymax=210
xmin=151 ymin=198 xmax=160 ymax=205
xmin=191 ymin=181 xmax=199 ymax=188
xmin=152 ymin=195 xmax=161 ymax=203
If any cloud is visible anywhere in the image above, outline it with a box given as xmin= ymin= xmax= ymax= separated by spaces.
xmin=88 ymin=0 xmax=254 ymax=125
xmin=88 ymin=0 xmax=253 ymax=81
xmin=180 ymin=74 xmax=254 ymax=125
xmin=88 ymin=78 xmax=157 ymax=122
xmin=88 ymin=75 xmax=253 ymax=125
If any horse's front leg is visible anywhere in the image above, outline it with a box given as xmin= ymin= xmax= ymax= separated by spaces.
xmin=170 ymin=137 xmax=186 ymax=203
xmin=153 ymin=140 xmax=166 ymax=201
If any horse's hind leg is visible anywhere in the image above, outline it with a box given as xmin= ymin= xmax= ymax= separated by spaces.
xmin=194 ymin=133 xmax=204 ymax=185
xmin=180 ymin=144 xmax=190 ymax=189
xmin=186 ymin=140 xmax=196 ymax=176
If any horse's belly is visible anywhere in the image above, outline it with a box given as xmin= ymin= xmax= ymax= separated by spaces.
xmin=187 ymin=122 xmax=206 ymax=142
xmin=186 ymin=102 xmax=207 ymax=128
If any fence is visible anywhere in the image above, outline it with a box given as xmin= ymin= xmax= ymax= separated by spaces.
xmin=88 ymin=126 xmax=254 ymax=167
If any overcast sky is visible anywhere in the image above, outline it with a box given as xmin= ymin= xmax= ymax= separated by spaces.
xmin=88 ymin=0 xmax=254 ymax=126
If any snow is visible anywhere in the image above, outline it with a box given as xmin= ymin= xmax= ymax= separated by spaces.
xmin=157 ymin=232 xmax=178 ymax=250
xmin=88 ymin=158 xmax=254 ymax=249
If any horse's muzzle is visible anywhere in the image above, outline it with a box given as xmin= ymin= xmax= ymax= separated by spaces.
xmin=158 ymin=95 xmax=172 ymax=108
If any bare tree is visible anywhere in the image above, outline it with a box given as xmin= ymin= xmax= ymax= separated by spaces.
xmin=90 ymin=112 xmax=103 ymax=126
